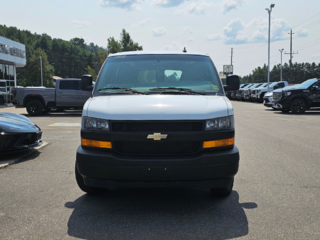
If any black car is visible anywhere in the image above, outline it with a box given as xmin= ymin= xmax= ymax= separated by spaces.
xmin=273 ymin=78 xmax=320 ymax=113
xmin=0 ymin=113 xmax=42 ymax=153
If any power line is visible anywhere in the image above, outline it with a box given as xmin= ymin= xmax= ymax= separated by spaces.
xmin=292 ymin=11 xmax=320 ymax=28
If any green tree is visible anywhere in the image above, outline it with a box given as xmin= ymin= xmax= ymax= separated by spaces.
xmin=27 ymin=48 xmax=54 ymax=87
xmin=85 ymin=65 xmax=97 ymax=81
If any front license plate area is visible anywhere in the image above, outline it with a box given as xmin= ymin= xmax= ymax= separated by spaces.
xmin=144 ymin=167 xmax=171 ymax=181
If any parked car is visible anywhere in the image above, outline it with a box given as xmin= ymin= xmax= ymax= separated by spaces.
xmin=0 ymin=113 xmax=42 ymax=153
xmin=236 ymin=84 xmax=253 ymax=100
xmin=264 ymin=85 xmax=296 ymax=108
xmin=12 ymin=79 xmax=91 ymax=116
xmin=273 ymin=78 xmax=320 ymax=113
xmin=252 ymin=81 xmax=289 ymax=103
xmin=243 ymin=83 xmax=263 ymax=101
xmin=76 ymin=51 xmax=240 ymax=197
xmin=230 ymin=83 xmax=248 ymax=100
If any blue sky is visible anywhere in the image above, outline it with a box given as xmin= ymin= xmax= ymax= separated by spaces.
xmin=1 ymin=0 xmax=320 ymax=77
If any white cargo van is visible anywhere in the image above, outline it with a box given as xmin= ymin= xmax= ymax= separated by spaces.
xmin=76 ymin=51 xmax=240 ymax=197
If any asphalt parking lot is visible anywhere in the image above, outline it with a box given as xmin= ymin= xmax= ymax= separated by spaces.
xmin=1 ymin=103 xmax=320 ymax=240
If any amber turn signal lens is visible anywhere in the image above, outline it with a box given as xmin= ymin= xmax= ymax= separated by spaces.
xmin=81 ymin=138 xmax=112 ymax=149
xmin=203 ymin=137 xmax=234 ymax=149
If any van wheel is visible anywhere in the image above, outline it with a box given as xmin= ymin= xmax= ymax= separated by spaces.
xmin=26 ymin=100 xmax=44 ymax=116
xmin=291 ymin=99 xmax=307 ymax=114
xmin=75 ymin=164 xmax=105 ymax=194
xmin=210 ymin=178 xmax=234 ymax=197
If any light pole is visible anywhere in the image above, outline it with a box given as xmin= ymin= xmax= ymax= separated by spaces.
xmin=40 ymin=56 xmax=43 ymax=87
xmin=266 ymin=4 xmax=275 ymax=92
xmin=279 ymin=49 xmax=284 ymax=81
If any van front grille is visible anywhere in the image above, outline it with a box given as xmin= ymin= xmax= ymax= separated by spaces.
xmin=112 ymin=121 xmax=203 ymax=132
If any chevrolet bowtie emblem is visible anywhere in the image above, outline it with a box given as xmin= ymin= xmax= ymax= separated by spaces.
xmin=147 ymin=133 xmax=168 ymax=141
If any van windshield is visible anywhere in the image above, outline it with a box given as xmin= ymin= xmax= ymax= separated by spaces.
xmin=94 ymin=54 xmax=223 ymax=95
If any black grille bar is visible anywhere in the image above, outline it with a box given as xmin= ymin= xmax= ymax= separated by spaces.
xmin=112 ymin=121 xmax=203 ymax=132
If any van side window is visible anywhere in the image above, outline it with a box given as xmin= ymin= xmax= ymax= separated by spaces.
xmin=59 ymin=81 xmax=79 ymax=90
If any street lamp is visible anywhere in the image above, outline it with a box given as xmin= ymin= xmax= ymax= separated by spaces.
xmin=266 ymin=4 xmax=275 ymax=92
xmin=279 ymin=49 xmax=284 ymax=81
xmin=39 ymin=56 xmax=43 ymax=87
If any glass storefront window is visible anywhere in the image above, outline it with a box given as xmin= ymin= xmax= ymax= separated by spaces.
xmin=9 ymin=65 xmax=14 ymax=80
xmin=0 ymin=64 xmax=3 ymax=79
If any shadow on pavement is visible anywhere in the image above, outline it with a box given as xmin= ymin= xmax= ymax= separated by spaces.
xmin=22 ymin=112 xmax=82 ymax=118
xmin=273 ymin=111 xmax=320 ymax=115
xmin=65 ymin=189 xmax=256 ymax=240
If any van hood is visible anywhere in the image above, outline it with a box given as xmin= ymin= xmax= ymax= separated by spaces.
xmin=84 ymin=95 xmax=231 ymax=120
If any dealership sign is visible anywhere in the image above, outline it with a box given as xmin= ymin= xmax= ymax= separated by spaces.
xmin=0 ymin=43 xmax=25 ymax=58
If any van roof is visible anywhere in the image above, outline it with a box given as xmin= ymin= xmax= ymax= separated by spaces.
xmin=109 ymin=51 xmax=208 ymax=57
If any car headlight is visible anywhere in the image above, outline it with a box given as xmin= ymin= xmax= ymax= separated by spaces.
xmin=82 ymin=117 xmax=109 ymax=131
xmin=283 ymin=91 xmax=291 ymax=96
xmin=205 ymin=116 xmax=234 ymax=131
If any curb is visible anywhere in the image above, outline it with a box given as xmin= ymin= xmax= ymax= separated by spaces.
xmin=0 ymin=142 xmax=49 ymax=169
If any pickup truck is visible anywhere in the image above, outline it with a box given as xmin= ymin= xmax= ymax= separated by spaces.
xmin=12 ymin=79 xmax=91 ymax=116
xmin=229 ymin=83 xmax=248 ymax=100
xmin=243 ymin=83 xmax=263 ymax=101
xmin=236 ymin=84 xmax=253 ymax=100
xmin=251 ymin=81 xmax=289 ymax=103
xmin=273 ymin=78 xmax=320 ymax=113
xmin=263 ymin=85 xmax=296 ymax=108
xmin=76 ymin=51 xmax=240 ymax=198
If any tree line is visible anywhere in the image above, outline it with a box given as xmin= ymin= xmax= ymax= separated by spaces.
xmin=0 ymin=25 xmax=143 ymax=87
xmin=241 ymin=62 xmax=320 ymax=84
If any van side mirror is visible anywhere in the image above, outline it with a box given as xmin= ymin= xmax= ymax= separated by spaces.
xmin=81 ymin=74 xmax=93 ymax=91
xmin=224 ymin=75 xmax=240 ymax=92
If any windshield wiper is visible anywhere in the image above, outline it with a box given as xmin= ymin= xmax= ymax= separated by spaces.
xmin=149 ymin=87 xmax=206 ymax=95
xmin=98 ymin=87 xmax=149 ymax=95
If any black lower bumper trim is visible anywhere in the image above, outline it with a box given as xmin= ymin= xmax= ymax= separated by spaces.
xmin=83 ymin=177 xmax=234 ymax=189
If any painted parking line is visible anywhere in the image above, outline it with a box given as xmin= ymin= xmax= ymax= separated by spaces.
xmin=48 ymin=123 xmax=81 ymax=127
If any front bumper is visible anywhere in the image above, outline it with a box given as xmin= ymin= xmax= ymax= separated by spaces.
xmin=76 ymin=145 xmax=239 ymax=189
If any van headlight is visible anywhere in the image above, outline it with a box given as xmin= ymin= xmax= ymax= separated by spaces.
xmin=205 ymin=116 xmax=234 ymax=131
xmin=82 ymin=117 xmax=110 ymax=131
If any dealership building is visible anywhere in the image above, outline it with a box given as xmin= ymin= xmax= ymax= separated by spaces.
xmin=0 ymin=36 xmax=26 ymax=90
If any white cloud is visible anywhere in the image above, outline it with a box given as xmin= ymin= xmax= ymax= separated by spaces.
xmin=152 ymin=27 xmax=168 ymax=37
xmin=296 ymin=28 xmax=308 ymax=37
xmin=98 ymin=0 xmax=145 ymax=10
xmin=206 ymin=33 xmax=223 ymax=41
xmin=175 ymin=1 xmax=212 ymax=15
xmin=132 ymin=18 xmax=151 ymax=27
xmin=215 ymin=17 xmax=292 ymax=44
xmin=220 ymin=0 xmax=247 ymax=13
xmin=188 ymin=37 xmax=194 ymax=42
xmin=312 ymin=53 xmax=320 ymax=59
xmin=151 ymin=0 xmax=185 ymax=8
xmin=71 ymin=21 xmax=90 ymax=28
xmin=181 ymin=27 xmax=194 ymax=35
xmin=162 ymin=41 xmax=190 ymax=51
